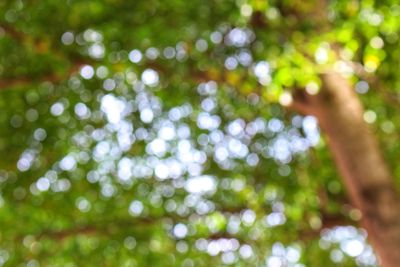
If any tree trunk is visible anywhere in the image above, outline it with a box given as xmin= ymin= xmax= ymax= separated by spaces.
xmin=291 ymin=71 xmax=400 ymax=267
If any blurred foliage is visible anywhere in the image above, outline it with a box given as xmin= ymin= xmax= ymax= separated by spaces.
xmin=0 ymin=0 xmax=399 ymax=266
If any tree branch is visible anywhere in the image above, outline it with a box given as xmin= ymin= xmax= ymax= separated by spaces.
xmin=0 ymin=61 xmax=85 ymax=90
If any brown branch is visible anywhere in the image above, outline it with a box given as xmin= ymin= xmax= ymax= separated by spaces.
xmin=34 ymin=217 xmax=158 ymax=241
xmin=299 ymin=211 xmax=359 ymax=242
xmin=0 ymin=23 xmax=96 ymax=90
xmin=38 ymin=225 xmax=98 ymax=240
xmin=30 ymin=203 xmax=356 ymax=243
xmin=0 ymin=61 xmax=85 ymax=90
xmin=0 ymin=23 xmax=25 ymax=42
xmin=291 ymin=71 xmax=400 ymax=267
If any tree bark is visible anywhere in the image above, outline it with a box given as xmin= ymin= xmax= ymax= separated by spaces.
xmin=291 ymin=71 xmax=400 ymax=267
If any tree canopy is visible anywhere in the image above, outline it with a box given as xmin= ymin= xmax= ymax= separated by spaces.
xmin=1 ymin=0 xmax=400 ymax=266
